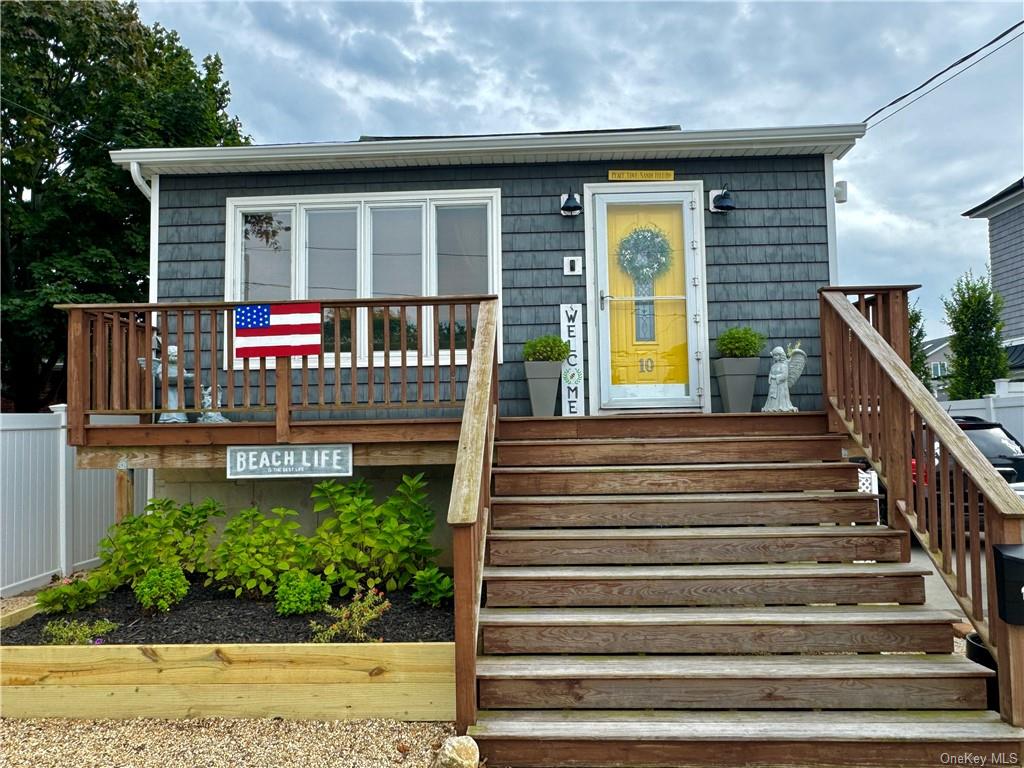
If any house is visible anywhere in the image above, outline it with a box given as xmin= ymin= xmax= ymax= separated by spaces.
xmin=50 ymin=124 xmax=1023 ymax=761
xmin=964 ymin=176 xmax=1024 ymax=378
xmin=922 ymin=334 xmax=951 ymax=397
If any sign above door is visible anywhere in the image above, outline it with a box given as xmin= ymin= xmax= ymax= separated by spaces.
xmin=608 ymin=170 xmax=675 ymax=182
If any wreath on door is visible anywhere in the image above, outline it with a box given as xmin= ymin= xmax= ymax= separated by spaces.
xmin=617 ymin=226 xmax=673 ymax=283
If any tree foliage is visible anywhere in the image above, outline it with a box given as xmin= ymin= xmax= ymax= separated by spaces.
xmin=908 ymin=301 xmax=931 ymax=390
xmin=942 ymin=270 xmax=1009 ymax=400
xmin=1 ymin=1 xmax=248 ymax=411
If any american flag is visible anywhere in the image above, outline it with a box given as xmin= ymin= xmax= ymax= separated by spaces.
xmin=233 ymin=302 xmax=322 ymax=358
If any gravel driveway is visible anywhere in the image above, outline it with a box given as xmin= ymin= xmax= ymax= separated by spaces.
xmin=0 ymin=718 xmax=454 ymax=768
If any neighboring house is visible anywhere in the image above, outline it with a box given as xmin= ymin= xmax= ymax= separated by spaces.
xmin=922 ymin=335 xmax=951 ymax=398
xmin=109 ymin=124 xmax=862 ymax=416
xmin=963 ymin=177 xmax=1024 ymax=378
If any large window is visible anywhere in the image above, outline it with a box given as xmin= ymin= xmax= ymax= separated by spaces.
xmin=225 ymin=189 xmax=501 ymax=365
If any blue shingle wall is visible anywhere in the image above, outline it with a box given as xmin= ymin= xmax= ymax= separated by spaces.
xmin=158 ymin=156 xmax=830 ymax=414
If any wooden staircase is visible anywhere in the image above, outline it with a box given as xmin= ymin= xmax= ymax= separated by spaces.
xmin=467 ymin=413 xmax=1024 ymax=767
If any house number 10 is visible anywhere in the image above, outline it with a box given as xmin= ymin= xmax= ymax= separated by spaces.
xmin=639 ymin=357 xmax=655 ymax=373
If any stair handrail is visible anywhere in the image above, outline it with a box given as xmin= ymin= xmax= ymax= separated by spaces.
xmin=446 ymin=297 xmax=499 ymax=733
xmin=820 ymin=288 xmax=1024 ymax=726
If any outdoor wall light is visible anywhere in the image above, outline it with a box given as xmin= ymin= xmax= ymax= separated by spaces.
xmin=560 ymin=190 xmax=583 ymax=216
xmin=709 ymin=187 xmax=736 ymax=213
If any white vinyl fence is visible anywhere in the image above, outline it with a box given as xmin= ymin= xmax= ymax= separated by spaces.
xmin=0 ymin=406 xmax=150 ymax=596
xmin=943 ymin=379 xmax=1024 ymax=435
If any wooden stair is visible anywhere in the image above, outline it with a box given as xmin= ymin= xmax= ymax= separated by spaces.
xmin=470 ymin=414 xmax=1023 ymax=767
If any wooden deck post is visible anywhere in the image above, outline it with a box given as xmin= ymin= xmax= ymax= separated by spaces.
xmin=114 ymin=467 xmax=134 ymax=522
xmin=275 ymin=356 xmax=291 ymax=443
xmin=66 ymin=309 xmax=87 ymax=446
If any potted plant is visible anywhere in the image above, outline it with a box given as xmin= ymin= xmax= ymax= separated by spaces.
xmin=712 ymin=326 xmax=766 ymax=413
xmin=523 ymin=334 xmax=571 ymax=417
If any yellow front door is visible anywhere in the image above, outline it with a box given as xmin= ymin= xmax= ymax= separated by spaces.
xmin=606 ymin=203 xmax=688 ymax=387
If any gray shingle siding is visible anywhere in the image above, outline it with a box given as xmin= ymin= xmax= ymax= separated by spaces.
xmin=989 ymin=202 xmax=1024 ymax=340
xmin=157 ymin=156 xmax=831 ymax=415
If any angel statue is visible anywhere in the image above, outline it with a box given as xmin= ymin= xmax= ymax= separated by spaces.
xmin=198 ymin=385 xmax=230 ymax=424
xmin=762 ymin=342 xmax=806 ymax=413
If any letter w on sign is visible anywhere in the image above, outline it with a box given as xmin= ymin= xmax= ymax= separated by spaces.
xmin=234 ymin=302 xmax=322 ymax=358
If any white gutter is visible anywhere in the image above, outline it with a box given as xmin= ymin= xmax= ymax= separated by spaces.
xmin=111 ymin=123 xmax=867 ymax=177
xmin=129 ymin=161 xmax=152 ymax=200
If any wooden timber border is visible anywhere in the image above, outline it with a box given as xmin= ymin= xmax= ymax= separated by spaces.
xmin=0 ymin=641 xmax=455 ymax=720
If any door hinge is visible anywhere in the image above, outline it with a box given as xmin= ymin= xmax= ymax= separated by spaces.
xmin=692 ymin=313 xmax=701 ymax=324
xmin=694 ymin=350 xmax=703 ymax=361
xmin=690 ymin=239 xmax=699 ymax=250
xmin=696 ymin=386 xmax=705 ymax=397
xmin=691 ymin=276 xmax=700 ymax=287
xmin=689 ymin=200 xmax=697 ymax=210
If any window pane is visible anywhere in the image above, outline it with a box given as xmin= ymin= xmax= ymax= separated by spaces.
xmin=242 ymin=211 xmax=292 ymax=301
xmin=436 ymin=205 xmax=489 ymax=296
xmin=371 ymin=206 xmax=423 ymax=299
xmin=371 ymin=207 xmax=423 ymax=351
xmin=307 ymin=209 xmax=357 ymax=300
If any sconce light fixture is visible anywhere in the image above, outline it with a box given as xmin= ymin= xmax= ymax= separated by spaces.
xmin=560 ymin=190 xmax=583 ymax=216
xmin=834 ymin=180 xmax=849 ymax=204
xmin=709 ymin=187 xmax=736 ymax=213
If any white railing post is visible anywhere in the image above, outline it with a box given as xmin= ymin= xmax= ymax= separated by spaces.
xmin=48 ymin=404 xmax=72 ymax=577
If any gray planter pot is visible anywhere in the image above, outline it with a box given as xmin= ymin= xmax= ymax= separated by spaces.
xmin=712 ymin=357 xmax=760 ymax=413
xmin=524 ymin=360 xmax=564 ymax=417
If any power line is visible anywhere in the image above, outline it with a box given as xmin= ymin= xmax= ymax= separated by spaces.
xmin=867 ymin=32 xmax=1023 ymax=131
xmin=0 ymin=94 xmax=109 ymax=146
xmin=863 ymin=19 xmax=1024 ymax=123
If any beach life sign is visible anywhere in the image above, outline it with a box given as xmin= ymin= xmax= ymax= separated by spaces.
xmin=227 ymin=444 xmax=353 ymax=479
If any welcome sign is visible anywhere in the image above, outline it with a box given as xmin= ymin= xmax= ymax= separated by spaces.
xmin=560 ymin=303 xmax=584 ymax=416
xmin=227 ymin=445 xmax=353 ymax=479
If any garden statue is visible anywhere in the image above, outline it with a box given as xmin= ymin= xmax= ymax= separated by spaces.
xmin=762 ymin=342 xmax=806 ymax=413
xmin=198 ymin=385 xmax=230 ymax=423
xmin=141 ymin=345 xmax=193 ymax=423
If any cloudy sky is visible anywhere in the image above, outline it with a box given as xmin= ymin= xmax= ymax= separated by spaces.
xmin=137 ymin=0 xmax=1023 ymax=338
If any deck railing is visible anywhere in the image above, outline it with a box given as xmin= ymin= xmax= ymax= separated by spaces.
xmin=820 ymin=286 xmax=1024 ymax=727
xmin=445 ymin=298 xmax=499 ymax=734
xmin=60 ymin=296 xmax=496 ymax=445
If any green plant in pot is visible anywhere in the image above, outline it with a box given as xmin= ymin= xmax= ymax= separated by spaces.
xmin=523 ymin=334 xmax=571 ymax=417
xmin=712 ymin=326 xmax=766 ymax=412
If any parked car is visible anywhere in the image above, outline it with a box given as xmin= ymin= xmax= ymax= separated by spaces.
xmin=910 ymin=416 xmax=1024 ymax=535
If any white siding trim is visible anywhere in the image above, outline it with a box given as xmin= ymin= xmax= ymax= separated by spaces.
xmin=824 ymin=155 xmax=838 ymax=285
xmin=148 ymin=175 xmax=160 ymax=302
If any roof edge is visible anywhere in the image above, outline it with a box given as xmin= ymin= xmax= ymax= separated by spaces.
xmin=963 ymin=178 xmax=1024 ymax=219
xmin=110 ymin=123 xmax=867 ymax=177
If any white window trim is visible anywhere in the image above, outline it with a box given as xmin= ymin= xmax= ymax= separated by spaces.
xmin=223 ymin=188 xmax=503 ymax=369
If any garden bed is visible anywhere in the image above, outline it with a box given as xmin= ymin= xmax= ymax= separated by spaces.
xmin=1 ymin=581 xmax=453 ymax=646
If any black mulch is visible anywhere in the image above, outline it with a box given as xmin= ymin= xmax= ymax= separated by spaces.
xmin=1 ymin=579 xmax=453 ymax=645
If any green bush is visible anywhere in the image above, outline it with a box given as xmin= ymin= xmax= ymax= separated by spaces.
xmin=42 ymin=618 xmax=119 ymax=645
xmin=275 ymin=569 xmax=332 ymax=616
xmin=523 ymin=334 xmax=570 ymax=362
xmin=310 ymin=474 xmax=439 ymax=594
xmin=133 ymin=564 xmax=190 ymax=612
xmin=207 ymin=506 xmax=313 ymax=598
xmin=37 ymin=498 xmax=223 ymax=614
xmin=411 ymin=566 xmax=454 ymax=608
xmin=310 ymin=589 xmax=391 ymax=643
xmin=36 ymin=571 xmax=121 ymax=614
xmin=100 ymin=498 xmax=224 ymax=584
xmin=716 ymin=327 xmax=766 ymax=358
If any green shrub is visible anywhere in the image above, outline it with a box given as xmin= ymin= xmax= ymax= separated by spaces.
xmin=310 ymin=589 xmax=391 ymax=643
xmin=523 ymin=334 xmax=570 ymax=362
xmin=411 ymin=566 xmax=454 ymax=608
xmin=99 ymin=497 xmax=223 ymax=585
xmin=716 ymin=327 xmax=766 ymax=358
xmin=36 ymin=571 xmax=120 ymax=614
xmin=133 ymin=564 xmax=190 ymax=612
xmin=207 ymin=506 xmax=313 ymax=598
xmin=310 ymin=474 xmax=439 ymax=594
xmin=275 ymin=569 xmax=332 ymax=616
xmin=42 ymin=618 xmax=119 ymax=645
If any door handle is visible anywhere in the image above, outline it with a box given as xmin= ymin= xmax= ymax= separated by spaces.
xmin=600 ymin=290 xmax=613 ymax=310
